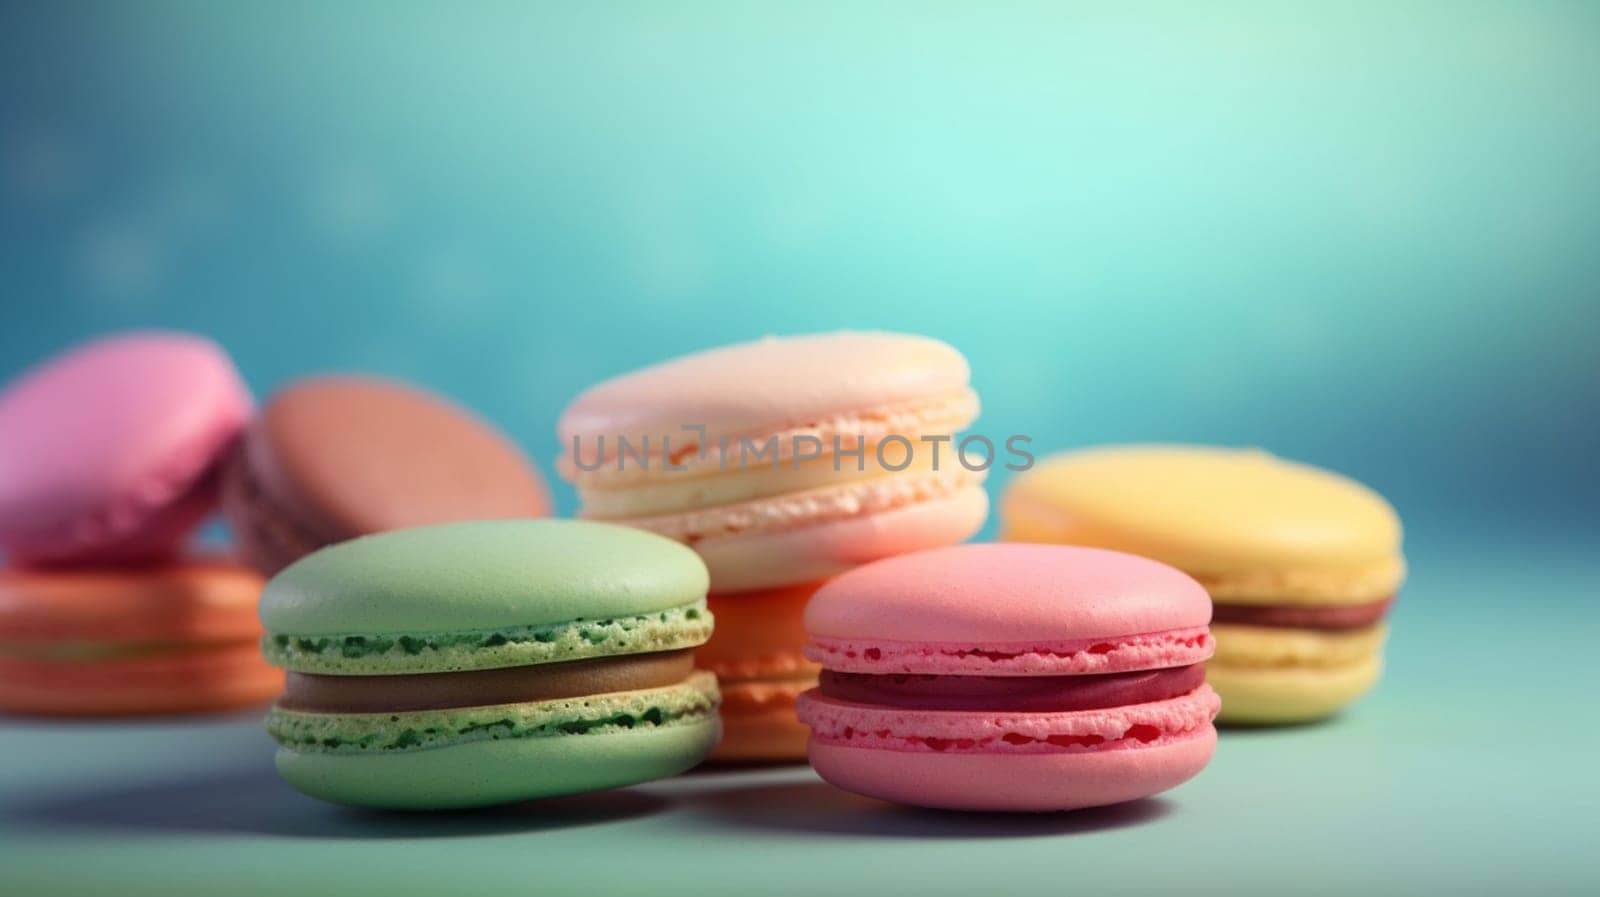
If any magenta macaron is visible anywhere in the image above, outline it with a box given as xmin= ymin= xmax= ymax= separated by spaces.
xmin=0 ymin=332 xmax=252 ymax=566
xmin=796 ymin=543 xmax=1220 ymax=811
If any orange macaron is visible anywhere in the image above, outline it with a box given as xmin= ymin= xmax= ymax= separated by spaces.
xmin=698 ymin=584 xmax=822 ymax=762
xmin=0 ymin=558 xmax=282 ymax=716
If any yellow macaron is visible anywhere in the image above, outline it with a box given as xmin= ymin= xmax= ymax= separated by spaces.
xmin=1001 ymin=445 xmax=1403 ymax=724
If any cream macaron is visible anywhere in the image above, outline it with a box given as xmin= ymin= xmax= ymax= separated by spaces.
xmin=558 ymin=332 xmax=989 ymax=594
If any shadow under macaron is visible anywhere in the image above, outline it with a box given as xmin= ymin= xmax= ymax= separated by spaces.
xmin=674 ymin=770 xmax=1173 ymax=839
xmin=5 ymin=765 xmax=670 ymax=839
xmin=1214 ymin=713 xmax=1350 ymax=734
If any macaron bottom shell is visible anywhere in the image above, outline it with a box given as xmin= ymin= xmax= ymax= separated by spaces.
xmin=798 ymin=684 xmax=1219 ymax=811
xmin=0 ymin=644 xmax=283 ymax=716
xmin=693 ymin=485 xmax=988 ymax=593
xmin=11 ymin=464 xmax=227 ymax=568
xmin=1209 ymin=653 xmax=1382 ymax=724
xmin=268 ymin=671 xmax=721 ymax=809
xmin=1208 ymin=623 xmax=1385 ymax=724
xmin=808 ymin=726 xmax=1217 ymax=812
xmin=276 ymin=716 xmax=721 ymax=810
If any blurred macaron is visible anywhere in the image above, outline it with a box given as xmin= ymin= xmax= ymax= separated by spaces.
xmin=0 ymin=557 xmax=281 ymax=716
xmin=221 ymin=375 xmax=549 ymax=574
xmin=1002 ymin=444 xmax=1403 ymax=724
xmin=0 ymin=331 xmax=252 ymax=567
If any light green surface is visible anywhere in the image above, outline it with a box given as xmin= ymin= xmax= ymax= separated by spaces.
xmin=2 ymin=532 xmax=1594 ymax=895
xmin=262 ymin=519 xmax=710 ymax=635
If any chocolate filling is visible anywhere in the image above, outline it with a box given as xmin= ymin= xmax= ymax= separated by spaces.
xmin=279 ymin=649 xmax=695 ymax=713
xmin=1212 ymin=596 xmax=1393 ymax=630
xmin=818 ymin=663 xmax=1206 ymax=713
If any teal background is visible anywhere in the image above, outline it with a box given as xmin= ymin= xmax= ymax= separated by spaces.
xmin=1 ymin=2 xmax=1597 ymax=895
xmin=4 ymin=1 xmax=1597 ymax=533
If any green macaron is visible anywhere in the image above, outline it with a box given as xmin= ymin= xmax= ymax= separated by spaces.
xmin=260 ymin=519 xmax=720 ymax=809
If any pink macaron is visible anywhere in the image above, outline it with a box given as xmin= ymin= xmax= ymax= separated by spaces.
xmin=797 ymin=543 xmax=1220 ymax=811
xmin=0 ymin=332 xmax=252 ymax=566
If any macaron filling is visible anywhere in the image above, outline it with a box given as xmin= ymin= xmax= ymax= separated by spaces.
xmin=563 ymin=388 xmax=981 ymax=484
xmin=279 ymin=649 xmax=696 ymax=712
xmin=262 ymin=599 xmax=712 ymax=675
xmin=268 ymin=671 xmax=719 ymax=754
xmin=817 ymin=663 xmax=1206 ymax=713
xmin=1211 ymin=596 xmax=1393 ymax=630
xmin=579 ymin=448 xmax=954 ymax=519
xmin=616 ymin=465 xmax=986 ymax=545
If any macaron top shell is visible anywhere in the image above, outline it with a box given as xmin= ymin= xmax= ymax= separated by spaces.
xmin=244 ymin=376 xmax=548 ymax=539
xmin=0 ymin=332 xmax=251 ymax=559
xmin=558 ymin=332 xmax=972 ymax=454
xmin=262 ymin=519 xmax=708 ymax=636
xmin=1005 ymin=445 xmax=1402 ymax=577
xmin=805 ymin=543 xmax=1211 ymax=645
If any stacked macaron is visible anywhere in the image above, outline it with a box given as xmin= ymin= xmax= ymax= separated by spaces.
xmin=692 ymin=584 xmax=820 ymax=760
xmin=796 ymin=544 xmax=1220 ymax=811
xmin=1002 ymin=445 xmax=1403 ymax=724
xmin=559 ymin=332 xmax=988 ymax=760
xmin=0 ymin=562 xmax=280 ymax=715
xmin=260 ymin=520 xmax=720 ymax=809
xmin=0 ymin=332 xmax=280 ymax=715
xmin=221 ymin=376 xmax=550 ymax=574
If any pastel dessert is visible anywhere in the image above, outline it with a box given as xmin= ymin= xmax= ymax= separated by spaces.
xmin=222 ymin=375 xmax=549 ymax=574
xmin=1002 ymin=445 xmax=1403 ymax=724
xmin=697 ymin=583 xmax=822 ymax=762
xmin=557 ymin=332 xmax=988 ymax=592
xmin=261 ymin=519 xmax=720 ymax=809
xmin=0 ymin=332 xmax=252 ymax=566
xmin=0 ymin=559 xmax=281 ymax=716
xmin=797 ymin=543 xmax=1219 ymax=811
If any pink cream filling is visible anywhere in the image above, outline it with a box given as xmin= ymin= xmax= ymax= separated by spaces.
xmin=818 ymin=663 xmax=1206 ymax=713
